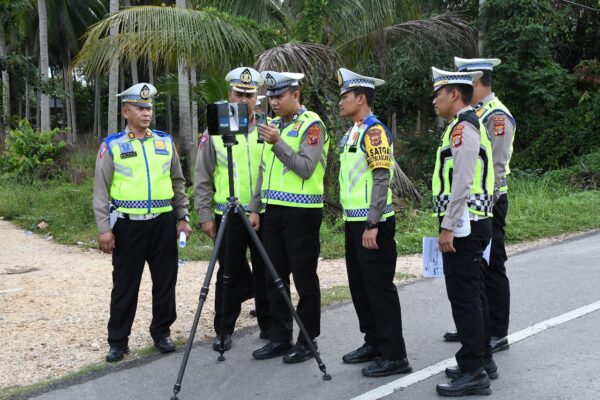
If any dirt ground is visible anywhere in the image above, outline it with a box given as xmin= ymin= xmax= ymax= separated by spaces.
xmin=0 ymin=219 xmax=594 ymax=389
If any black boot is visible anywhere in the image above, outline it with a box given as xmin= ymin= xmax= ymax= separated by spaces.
xmin=443 ymin=331 xmax=460 ymax=342
xmin=436 ymin=368 xmax=491 ymax=397
xmin=361 ymin=358 xmax=412 ymax=377
xmin=445 ymin=359 xmax=498 ymax=380
xmin=342 ymin=343 xmax=380 ymax=364
xmin=252 ymin=341 xmax=292 ymax=360
xmin=283 ymin=341 xmax=317 ymax=364
xmin=106 ymin=345 xmax=129 ymax=362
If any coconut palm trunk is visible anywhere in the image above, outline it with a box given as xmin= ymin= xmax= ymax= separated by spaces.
xmin=176 ymin=0 xmax=193 ymax=182
xmin=37 ymin=0 xmax=50 ymax=132
xmin=107 ymin=0 xmax=119 ymax=135
xmin=0 ymin=28 xmax=10 ymax=136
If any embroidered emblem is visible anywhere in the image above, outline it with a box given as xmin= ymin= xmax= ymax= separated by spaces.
xmin=493 ymin=116 xmax=505 ymax=136
xmin=367 ymin=128 xmax=383 ymax=146
xmin=154 ymin=139 xmax=169 ymax=155
xmin=119 ymin=142 xmax=137 ymax=158
xmin=451 ymin=125 xmax=464 ymax=148
xmin=307 ymin=124 xmax=320 ymax=145
xmin=98 ymin=144 xmax=108 ymax=159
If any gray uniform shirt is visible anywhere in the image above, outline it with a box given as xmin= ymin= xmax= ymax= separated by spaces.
xmin=478 ymin=93 xmax=515 ymax=202
xmin=93 ymin=127 xmax=189 ymax=234
xmin=441 ymin=106 xmax=481 ymax=231
xmin=248 ymin=109 xmax=326 ymax=213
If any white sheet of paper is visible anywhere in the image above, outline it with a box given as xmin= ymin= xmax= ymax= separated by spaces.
xmin=422 ymin=237 xmax=444 ymax=278
xmin=483 ymin=240 xmax=492 ymax=264
xmin=422 ymin=237 xmax=493 ymax=277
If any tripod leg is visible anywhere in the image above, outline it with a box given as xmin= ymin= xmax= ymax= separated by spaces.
xmin=217 ymin=204 xmax=238 ymax=361
xmin=170 ymin=210 xmax=232 ymax=399
xmin=236 ymin=205 xmax=331 ymax=381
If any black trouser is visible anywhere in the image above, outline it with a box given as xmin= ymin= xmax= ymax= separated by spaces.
xmin=214 ymin=212 xmax=270 ymax=335
xmin=261 ymin=205 xmax=322 ymax=344
xmin=483 ymin=194 xmax=510 ymax=338
xmin=108 ymin=211 xmax=178 ymax=347
xmin=345 ymin=217 xmax=408 ymax=360
xmin=442 ymin=218 xmax=492 ymax=373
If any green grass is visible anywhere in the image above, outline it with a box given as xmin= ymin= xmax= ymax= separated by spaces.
xmin=1 ymin=174 xmax=599 ymax=260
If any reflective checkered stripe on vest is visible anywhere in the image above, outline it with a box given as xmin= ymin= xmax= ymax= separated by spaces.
xmin=479 ymin=98 xmax=515 ymax=194
xmin=107 ymin=131 xmax=174 ymax=214
xmin=261 ymin=111 xmax=329 ymax=208
xmin=431 ymin=120 xmax=494 ymax=217
xmin=338 ymin=115 xmax=394 ymax=221
xmin=213 ymin=124 xmax=267 ymax=214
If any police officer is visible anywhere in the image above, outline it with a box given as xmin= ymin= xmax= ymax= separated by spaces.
xmin=93 ymin=83 xmax=191 ymax=362
xmin=336 ymin=68 xmax=412 ymax=377
xmin=248 ymin=71 xmax=329 ymax=363
xmin=430 ymin=68 xmax=496 ymax=396
xmin=194 ymin=67 xmax=270 ymax=352
xmin=455 ymin=57 xmax=515 ymax=353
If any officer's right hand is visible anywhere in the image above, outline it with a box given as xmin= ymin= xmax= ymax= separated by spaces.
xmin=98 ymin=232 xmax=115 ymax=254
xmin=200 ymin=221 xmax=216 ymax=240
xmin=248 ymin=212 xmax=260 ymax=231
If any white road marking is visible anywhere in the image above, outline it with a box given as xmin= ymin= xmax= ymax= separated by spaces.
xmin=350 ymin=300 xmax=600 ymax=400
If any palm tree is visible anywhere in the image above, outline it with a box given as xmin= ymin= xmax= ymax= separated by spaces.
xmin=176 ymin=0 xmax=193 ymax=181
xmin=107 ymin=0 xmax=119 ymax=135
xmin=75 ymin=5 xmax=264 ymax=180
xmin=0 ymin=27 xmax=10 ymax=136
xmin=37 ymin=0 xmax=50 ymax=132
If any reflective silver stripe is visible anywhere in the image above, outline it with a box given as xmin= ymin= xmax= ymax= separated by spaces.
xmin=215 ymin=147 xmax=238 ymax=178
xmin=162 ymin=161 xmax=170 ymax=175
xmin=348 ymin=162 xmax=368 ymax=193
xmin=348 ymin=157 xmax=367 ymax=182
xmin=113 ymin=162 xmax=133 ymax=177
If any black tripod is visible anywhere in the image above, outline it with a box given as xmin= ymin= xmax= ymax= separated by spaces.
xmin=170 ymin=133 xmax=331 ymax=400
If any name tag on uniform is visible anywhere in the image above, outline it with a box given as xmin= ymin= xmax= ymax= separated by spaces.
xmin=287 ymin=130 xmax=299 ymax=137
xmin=154 ymin=140 xmax=169 ymax=155
xmin=119 ymin=142 xmax=137 ymax=159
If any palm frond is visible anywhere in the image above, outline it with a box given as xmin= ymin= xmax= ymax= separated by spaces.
xmin=254 ymin=42 xmax=339 ymax=83
xmin=74 ymin=6 xmax=263 ymax=76
xmin=338 ymin=12 xmax=477 ymax=67
xmin=189 ymin=0 xmax=284 ymax=24
xmin=392 ymin=160 xmax=421 ymax=203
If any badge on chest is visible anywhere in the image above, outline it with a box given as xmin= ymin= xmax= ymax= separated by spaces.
xmin=154 ymin=139 xmax=169 ymax=155
xmin=119 ymin=142 xmax=138 ymax=159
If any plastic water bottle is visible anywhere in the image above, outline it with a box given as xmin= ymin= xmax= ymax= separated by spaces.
xmin=454 ymin=206 xmax=471 ymax=238
xmin=178 ymin=231 xmax=187 ymax=248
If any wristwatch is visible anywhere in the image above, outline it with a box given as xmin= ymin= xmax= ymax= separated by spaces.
xmin=178 ymin=214 xmax=190 ymax=223
xmin=364 ymin=221 xmax=378 ymax=230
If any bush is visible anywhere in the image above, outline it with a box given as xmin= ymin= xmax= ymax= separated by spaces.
xmin=544 ymin=150 xmax=600 ymax=190
xmin=1 ymin=120 xmax=66 ymax=180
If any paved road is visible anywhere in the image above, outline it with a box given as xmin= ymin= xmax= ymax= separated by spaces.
xmin=27 ymin=232 xmax=600 ymax=400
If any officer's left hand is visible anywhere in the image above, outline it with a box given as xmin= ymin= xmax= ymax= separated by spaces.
xmin=439 ymin=229 xmax=456 ymax=253
xmin=177 ymin=221 xmax=192 ymax=239
xmin=258 ymin=124 xmax=280 ymax=144
xmin=362 ymin=228 xmax=379 ymax=250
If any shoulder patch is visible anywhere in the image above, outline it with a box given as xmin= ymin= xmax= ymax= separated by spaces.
xmin=492 ymin=116 xmax=505 ymax=136
xmin=199 ymin=134 xmax=209 ymax=148
xmin=367 ymin=127 xmax=383 ymax=146
xmin=451 ymin=125 xmax=464 ymax=148
xmin=307 ymin=124 xmax=320 ymax=145
xmin=98 ymin=143 xmax=108 ymax=159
